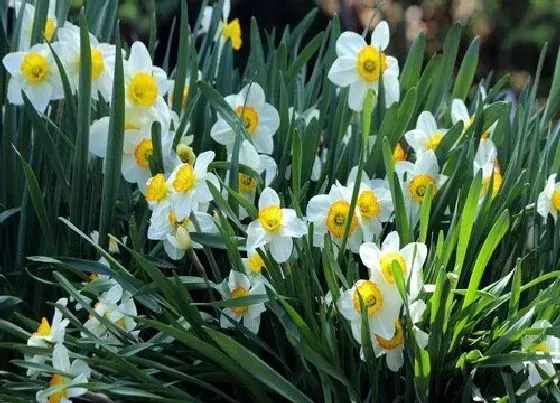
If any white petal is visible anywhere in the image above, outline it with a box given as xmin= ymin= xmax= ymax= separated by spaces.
xmin=328 ymin=57 xmax=359 ymax=87
xmin=128 ymin=41 xmax=152 ymax=72
xmin=269 ymin=236 xmax=293 ymax=263
xmin=336 ymin=31 xmax=366 ymax=58
xmin=210 ymin=119 xmax=235 ymax=146
xmin=416 ymin=111 xmax=437 ymax=134
xmin=381 ymin=231 xmax=400 ymax=252
xmin=52 ymin=343 xmax=70 ymax=372
xmin=348 ymin=80 xmax=367 ymax=112
xmin=237 ymin=82 xmax=266 ymax=110
xmin=258 ymin=187 xmax=280 ymax=210
xmin=306 ymin=194 xmax=331 ymax=222
xmin=7 ymin=78 xmax=24 ymax=105
xmin=194 ymin=151 xmax=215 ymax=175
xmin=25 ymin=82 xmax=52 ymax=112
xmin=451 ymin=98 xmax=469 ymax=124
xmin=370 ymin=21 xmax=389 ymax=51
xmin=280 ymin=209 xmax=307 ymax=238
xmin=258 ymin=103 xmax=280 ymax=133
xmin=246 ymin=221 xmax=268 ymax=251
xmin=383 ymin=73 xmax=400 ymax=108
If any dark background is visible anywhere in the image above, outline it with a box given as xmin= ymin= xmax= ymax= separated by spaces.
xmin=70 ymin=0 xmax=560 ymax=95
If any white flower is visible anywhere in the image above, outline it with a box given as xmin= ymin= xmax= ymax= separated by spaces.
xmin=359 ymin=231 xmax=427 ymax=299
xmin=228 ymin=140 xmax=277 ymax=219
xmin=473 ymin=138 xmax=502 ymax=201
xmin=2 ymin=43 xmax=63 ymax=112
xmin=14 ymin=0 xmax=58 ymax=51
xmin=200 ymin=0 xmax=241 ymax=51
xmin=246 ymin=188 xmax=307 ymax=263
xmin=363 ymin=299 xmax=428 ymax=371
xmin=147 ymin=202 xmax=218 ymax=260
xmin=537 ymin=174 xmax=560 ymax=222
xmin=451 ymin=98 xmax=472 ymax=131
xmin=311 ymin=148 xmax=328 ymax=182
xmin=404 ymin=111 xmax=447 ymax=155
xmin=144 ymin=173 xmax=172 ymax=216
xmin=210 ymin=83 xmax=279 ymax=155
xmin=219 ymin=270 xmax=267 ymax=334
xmin=90 ymin=230 xmax=126 ymax=254
xmin=35 ymin=343 xmax=91 ymax=403
xmin=25 ymin=298 xmax=69 ymax=378
xmin=124 ymin=41 xmax=170 ymax=129
xmin=82 ymin=283 xmax=137 ymax=342
xmin=328 ymin=21 xmax=399 ymax=111
xmin=518 ymin=320 xmax=560 ymax=386
xmin=56 ymin=22 xmax=117 ymax=101
xmin=396 ymin=151 xmax=447 ymax=226
xmin=242 ymin=249 xmax=267 ymax=280
xmin=166 ymin=151 xmax=219 ymax=219
xmin=347 ymin=167 xmax=393 ymax=242
xmin=306 ymin=181 xmax=363 ymax=252
xmin=338 ymin=275 xmax=402 ymax=340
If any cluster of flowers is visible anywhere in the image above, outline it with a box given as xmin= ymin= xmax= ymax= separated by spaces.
xmin=4 ymin=0 xmax=560 ymax=397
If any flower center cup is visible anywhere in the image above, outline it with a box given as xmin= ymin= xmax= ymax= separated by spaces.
xmin=326 ymin=201 xmax=358 ymax=238
xmin=128 ymin=72 xmax=158 ymax=107
xmin=408 ymin=174 xmax=436 ymax=203
xmin=357 ymin=46 xmax=388 ymax=82
xmin=235 ymin=106 xmax=259 ymax=135
xmin=426 ymin=132 xmax=444 ymax=150
xmin=173 ymin=163 xmax=196 ymax=193
xmin=379 ymin=252 xmax=407 ymax=284
xmin=145 ymin=174 xmax=168 ymax=202
xmin=358 ymin=190 xmax=381 ymax=219
xmin=239 ymin=172 xmax=258 ymax=193
xmin=222 ymin=19 xmax=242 ymax=50
xmin=553 ymin=190 xmax=560 ymax=211
xmin=21 ymin=52 xmax=50 ymax=82
xmin=33 ymin=317 xmax=52 ymax=336
xmin=258 ymin=205 xmax=283 ymax=232
xmin=91 ymin=49 xmax=105 ymax=80
xmin=48 ymin=373 xmax=69 ymax=403
xmin=247 ymin=252 xmax=265 ymax=273
xmin=134 ymin=138 xmax=153 ymax=168
xmin=352 ymin=280 xmax=383 ymax=316
xmin=230 ymin=286 xmax=249 ymax=314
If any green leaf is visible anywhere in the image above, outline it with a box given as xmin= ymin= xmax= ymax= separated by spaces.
xmin=98 ymin=23 xmax=125 ymax=251
xmin=452 ymin=36 xmax=480 ymax=101
xmin=205 ymin=328 xmax=313 ymax=403
xmin=400 ymin=32 xmax=425 ymax=94
xmin=285 ymin=32 xmax=324 ymax=82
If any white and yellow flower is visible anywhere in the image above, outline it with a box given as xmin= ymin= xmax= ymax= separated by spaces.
xmin=147 ymin=202 xmax=218 ymax=260
xmin=328 ymin=21 xmax=399 ymax=111
xmin=14 ymin=0 xmax=58 ymax=50
xmin=347 ymin=167 xmax=394 ymax=242
xmin=90 ymin=230 xmax=126 ymax=254
xmin=124 ymin=41 xmax=170 ymax=128
xmin=396 ymin=150 xmax=447 ymax=226
xmin=35 ymin=343 xmax=91 ymax=403
xmin=242 ymin=249 xmax=267 ymax=280
xmin=518 ymin=320 xmax=560 ymax=386
xmin=231 ymin=140 xmax=277 ymax=219
xmin=306 ymin=181 xmax=363 ymax=252
xmin=246 ymin=188 xmax=307 ymax=263
xmin=2 ymin=43 xmax=63 ymax=112
xmin=219 ymin=270 xmax=267 ymax=334
xmin=359 ymin=231 xmax=427 ymax=299
xmin=166 ymin=151 xmax=219 ymax=220
xmin=338 ymin=275 xmax=402 ymax=340
xmin=145 ymin=173 xmax=171 ymax=215
xmin=25 ymin=298 xmax=69 ymax=378
xmin=210 ymin=83 xmax=279 ymax=155
xmin=451 ymin=98 xmax=473 ymax=132
xmin=288 ymin=106 xmax=320 ymax=127
xmin=404 ymin=111 xmax=447 ymax=155
xmin=82 ymin=283 xmax=137 ymax=342
xmin=56 ymin=22 xmax=117 ymax=101
xmin=364 ymin=300 xmax=428 ymax=371
xmin=200 ymin=0 xmax=242 ymax=51
xmin=473 ymin=138 xmax=502 ymax=201
xmin=537 ymin=174 xmax=560 ymax=222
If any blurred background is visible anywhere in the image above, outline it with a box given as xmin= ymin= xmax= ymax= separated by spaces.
xmin=68 ymin=0 xmax=560 ymax=95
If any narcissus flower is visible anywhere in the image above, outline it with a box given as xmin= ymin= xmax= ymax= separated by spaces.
xmin=25 ymin=298 xmax=69 ymax=378
xmin=219 ymin=270 xmax=267 ymax=334
xmin=396 ymin=151 xmax=447 ymax=226
xmin=167 ymin=70 xmax=201 ymax=110
xmin=359 ymin=231 xmax=427 ymax=299
xmin=338 ymin=275 xmax=402 ymax=340
xmin=82 ymin=283 xmax=137 ymax=343
xmin=35 ymin=344 xmax=91 ymax=403
xmin=14 ymin=0 xmax=58 ymax=50
xmin=124 ymin=41 xmax=170 ymax=128
xmin=451 ymin=98 xmax=473 ymax=133
xmin=328 ymin=21 xmax=399 ymax=111
xmin=166 ymin=151 xmax=220 ymax=220
xmin=230 ymin=140 xmax=277 ymax=219
xmin=57 ymin=22 xmax=117 ymax=101
xmin=2 ymin=43 xmax=63 ymax=112
xmin=90 ymin=230 xmax=126 ymax=254
xmin=145 ymin=173 xmax=171 ymax=215
xmin=473 ymin=139 xmax=502 ymax=201
xmin=537 ymin=174 xmax=560 ymax=222
xmin=147 ymin=202 xmax=218 ymax=260
xmin=211 ymin=83 xmax=279 ymax=155
xmin=242 ymin=249 xmax=266 ymax=279
xmin=347 ymin=168 xmax=394 ymax=242
xmin=200 ymin=0 xmax=242 ymax=51
xmin=405 ymin=111 xmax=447 ymax=155
xmin=306 ymin=181 xmax=363 ymax=252
xmin=517 ymin=320 xmax=560 ymax=386
xmin=364 ymin=300 xmax=428 ymax=371
xmin=246 ymin=188 xmax=307 ymax=263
